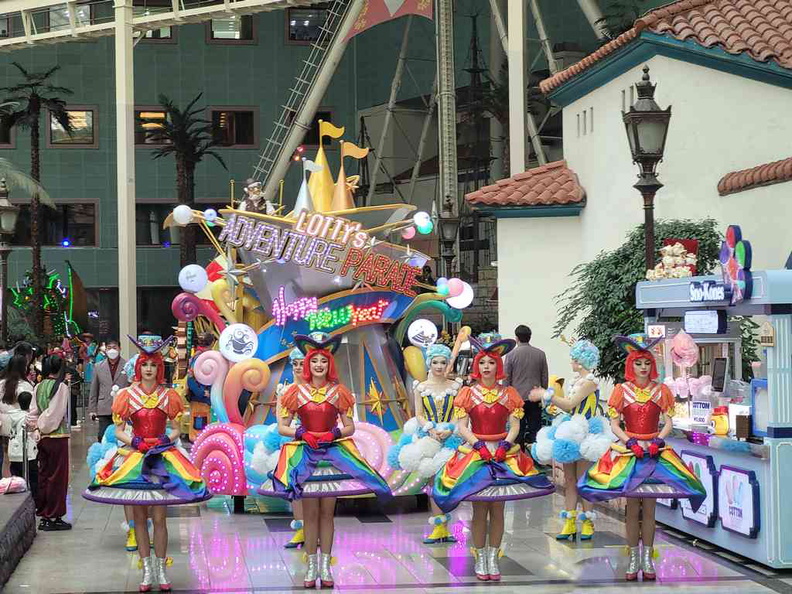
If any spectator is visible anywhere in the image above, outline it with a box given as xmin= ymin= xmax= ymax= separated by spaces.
xmin=35 ymin=355 xmax=72 ymax=531
xmin=8 ymin=390 xmax=38 ymax=496
xmin=504 ymin=325 xmax=548 ymax=449
xmin=0 ymin=353 xmax=35 ymax=476
xmin=89 ymin=339 xmax=128 ymax=442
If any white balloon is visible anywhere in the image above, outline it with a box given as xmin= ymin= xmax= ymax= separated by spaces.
xmin=407 ymin=319 xmax=438 ymax=348
xmin=173 ymin=204 xmax=194 ymax=225
xmin=219 ymin=324 xmax=259 ymax=363
xmin=203 ymin=208 xmax=218 ymax=222
xmin=178 ymin=264 xmax=208 ymax=294
xmin=446 ymin=281 xmax=474 ymax=309
xmin=412 ymin=211 xmax=431 ymax=227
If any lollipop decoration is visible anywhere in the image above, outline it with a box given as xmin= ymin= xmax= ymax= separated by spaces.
xmin=719 ymin=225 xmax=753 ymax=306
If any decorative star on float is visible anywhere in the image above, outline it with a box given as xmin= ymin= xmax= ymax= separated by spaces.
xmin=363 ymin=378 xmax=386 ymax=424
xmin=393 ymin=377 xmax=411 ymax=417
xmin=351 ymin=279 xmax=374 ymax=293
xmin=399 ymin=245 xmax=414 ymax=263
xmin=367 ymin=236 xmax=380 ymax=250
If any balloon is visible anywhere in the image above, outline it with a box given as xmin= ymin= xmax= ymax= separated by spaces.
xmin=403 ymin=346 xmax=427 ymax=382
xmin=204 ymin=208 xmax=218 ymax=222
xmin=447 ymin=278 xmax=464 ymax=298
xmin=178 ymin=264 xmax=208 ymax=294
xmin=417 ymin=221 xmax=434 ymax=234
xmin=401 ymin=226 xmax=416 ymax=240
xmin=437 ymin=284 xmax=450 ymax=296
xmin=413 ymin=211 xmax=431 ymax=227
xmin=173 ymin=204 xmax=194 ymax=225
xmin=437 ymin=277 xmax=448 ymax=286
xmin=446 ymin=281 xmax=474 ymax=309
xmin=218 ymin=324 xmax=259 ymax=363
xmin=407 ymin=319 xmax=438 ymax=348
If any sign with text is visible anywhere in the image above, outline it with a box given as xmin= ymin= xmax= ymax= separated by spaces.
xmin=684 ymin=310 xmax=726 ymax=334
xmin=680 ymin=451 xmax=717 ymax=527
xmin=689 ymin=280 xmax=730 ymax=303
xmin=691 ymin=400 xmax=712 ymax=425
xmin=718 ymin=466 xmax=760 ymax=538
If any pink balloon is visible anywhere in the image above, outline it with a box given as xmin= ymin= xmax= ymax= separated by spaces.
xmin=447 ymin=278 xmax=464 ymax=297
xmin=401 ymin=226 xmax=416 ymax=240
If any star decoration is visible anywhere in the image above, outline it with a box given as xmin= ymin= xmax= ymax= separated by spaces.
xmin=362 ymin=378 xmax=386 ymax=424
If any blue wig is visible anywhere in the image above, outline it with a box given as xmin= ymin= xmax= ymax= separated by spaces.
xmin=425 ymin=343 xmax=452 ymax=367
xmin=570 ymin=339 xmax=600 ymax=371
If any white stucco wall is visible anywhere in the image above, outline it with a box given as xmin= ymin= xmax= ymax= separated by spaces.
xmin=496 ymin=54 xmax=792 ymax=377
xmin=497 ymin=216 xmax=582 ymax=375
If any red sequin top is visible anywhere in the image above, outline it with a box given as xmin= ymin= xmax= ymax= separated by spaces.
xmin=453 ymin=384 xmax=524 ymax=441
xmin=280 ymin=383 xmax=355 ymax=433
xmin=111 ymin=384 xmax=183 ymax=440
xmin=608 ymin=382 xmax=674 ymax=439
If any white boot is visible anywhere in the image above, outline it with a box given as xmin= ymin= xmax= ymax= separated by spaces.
xmin=155 ymin=557 xmax=171 ymax=591
xmin=319 ymin=552 xmax=334 ymax=587
xmin=474 ymin=547 xmax=489 ymax=581
xmin=486 ymin=546 xmax=501 ymax=581
xmin=138 ymin=557 xmax=154 ymax=593
xmin=304 ymin=554 xmax=319 ymax=588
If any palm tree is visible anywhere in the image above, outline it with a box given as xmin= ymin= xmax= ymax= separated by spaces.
xmin=597 ymin=1 xmax=650 ymax=40
xmin=149 ymin=93 xmax=227 ymax=266
xmin=0 ymin=64 xmax=73 ymax=336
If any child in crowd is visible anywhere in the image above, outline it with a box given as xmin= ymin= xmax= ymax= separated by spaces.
xmin=8 ymin=391 xmax=38 ymax=495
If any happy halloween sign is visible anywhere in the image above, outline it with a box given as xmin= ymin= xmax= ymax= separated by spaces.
xmin=218 ymin=211 xmax=422 ymax=297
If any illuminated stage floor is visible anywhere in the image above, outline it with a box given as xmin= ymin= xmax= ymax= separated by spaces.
xmin=7 ymin=424 xmax=791 ymax=593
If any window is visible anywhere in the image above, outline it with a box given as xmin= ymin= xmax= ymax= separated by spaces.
xmin=590 ymin=107 xmax=594 ymax=133
xmin=0 ymin=16 xmax=10 ymax=38
xmin=11 ymin=202 xmax=97 ymax=247
xmin=302 ymin=111 xmax=333 ymax=146
xmin=136 ymin=203 xmax=222 ymax=246
xmin=135 ymin=108 xmax=169 ymax=145
xmin=133 ymin=3 xmax=173 ymax=40
xmin=286 ymin=6 xmax=328 ymax=44
xmin=48 ymin=107 xmax=98 ymax=148
xmin=210 ymin=109 xmax=256 ymax=148
xmin=208 ymin=15 xmax=255 ymax=43
xmin=0 ymin=119 xmax=13 ymax=148
xmin=582 ymin=110 xmax=587 ymax=136
xmin=47 ymin=4 xmax=92 ymax=32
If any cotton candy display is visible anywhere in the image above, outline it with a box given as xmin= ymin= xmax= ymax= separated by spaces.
xmin=670 ymin=330 xmax=699 ymax=369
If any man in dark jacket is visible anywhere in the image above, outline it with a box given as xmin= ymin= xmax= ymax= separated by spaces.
xmin=504 ymin=325 xmax=549 ymax=448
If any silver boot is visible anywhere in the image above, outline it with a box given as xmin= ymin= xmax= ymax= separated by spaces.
xmin=304 ymin=553 xmax=319 ymax=588
xmin=486 ymin=546 xmax=501 ymax=581
xmin=139 ymin=557 xmax=154 ymax=593
xmin=155 ymin=557 xmax=171 ymax=591
xmin=474 ymin=547 xmax=489 ymax=580
xmin=641 ymin=546 xmax=656 ymax=580
xmin=319 ymin=552 xmax=334 ymax=587
xmin=626 ymin=546 xmax=641 ymax=580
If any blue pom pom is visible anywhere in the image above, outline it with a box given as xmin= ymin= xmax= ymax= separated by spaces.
xmin=547 ymin=427 xmax=558 ymax=440
xmin=387 ymin=445 xmax=403 ymax=470
xmin=588 ymin=417 xmax=605 ymax=435
xmin=444 ymin=435 xmax=464 ymax=451
xmin=531 ymin=443 xmax=539 ymax=459
xmin=102 ymin=424 xmax=118 ymax=444
xmin=263 ymin=426 xmax=285 ymax=453
xmin=86 ymin=442 xmax=104 ymax=473
xmin=398 ymin=433 xmax=413 ymax=447
xmin=552 ymin=439 xmax=581 ymax=463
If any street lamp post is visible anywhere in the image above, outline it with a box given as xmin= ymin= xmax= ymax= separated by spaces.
xmin=0 ymin=179 xmax=20 ymax=346
xmin=437 ymin=194 xmax=460 ymax=278
xmin=623 ymin=65 xmax=672 ymax=270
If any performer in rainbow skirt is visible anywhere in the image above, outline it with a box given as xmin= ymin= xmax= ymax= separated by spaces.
xmin=259 ymin=334 xmax=392 ymax=589
xmin=432 ymin=336 xmax=554 ymax=582
xmin=84 ymin=336 xmax=211 ymax=592
xmin=578 ymin=333 xmax=705 ymax=581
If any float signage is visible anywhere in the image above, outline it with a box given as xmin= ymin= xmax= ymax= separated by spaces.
xmin=680 ymin=451 xmax=717 ymax=527
xmin=718 ymin=466 xmax=760 ymax=538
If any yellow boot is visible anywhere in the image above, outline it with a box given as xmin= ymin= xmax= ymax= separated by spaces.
xmin=424 ymin=513 xmax=455 ymax=544
xmin=125 ymin=527 xmax=138 ymax=552
xmin=556 ymin=510 xmax=577 ymax=540
xmin=285 ymin=520 xmax=305 ymax=549
xmin=579 ymin=511 xmax=595 ymax=541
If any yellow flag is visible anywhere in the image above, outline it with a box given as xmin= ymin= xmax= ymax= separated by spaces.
xmin=342 ymin=141 xmax=370 ymax=160
xmin=319 ymin=120 xmax=345 ymax=141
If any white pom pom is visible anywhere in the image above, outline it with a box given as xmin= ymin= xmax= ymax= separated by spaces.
xmin=580 ymin=434 xmax=615 ymax=462
xmin=534 ymin=430 xmax=554 ymax=463
xmin=402 ymin=417 xmax=420 ymax=436
xmin=415 ymin=436 xmax=442 ymax=458
xmin=398 ymin=443 xmax=424 ymax=472
xmin=250 ymin=442 xmax=279 ymax=475
xmin=551 ymin=414 xmax=568 ymax=428
xmin=555 ymin=414 xmax=588 ymax=444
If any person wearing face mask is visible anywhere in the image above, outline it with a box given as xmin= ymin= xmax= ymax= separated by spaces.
xmin=577 ymin=334 xmax=706 ymax=581
xmin=432 ymin=335 xmax=555 ymax=582
xmin=89 ymin=339 xmax=129 ymax=443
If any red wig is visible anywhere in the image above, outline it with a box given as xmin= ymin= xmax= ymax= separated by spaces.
xmin=470 ymin=351 xmax=506 ymax=381
xmin=302 ymin=349 xmax=339 ymax=384
xmin=134 ymin=352 xmax=166 ymax=385
xmin=624 ymin=350 xmax=658 ymax=382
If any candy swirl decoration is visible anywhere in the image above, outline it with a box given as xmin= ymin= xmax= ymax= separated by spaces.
xmin=719 ymin=225 xmax=753 ymax=306
xmin=223 ymin=358 xmax=271 ymax=425
xmin=191 ymin=423 xmax=247 ymax=496
xmin=172 ymin=291 xmax=227 ymax=331
xmin=194 ymin=350 xmax=230 ymax=423
xmin=353 ymin=422 xmax=395 ymax=479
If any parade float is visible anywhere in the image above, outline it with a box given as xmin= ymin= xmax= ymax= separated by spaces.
xmin=166 ymin=124 xmax=474 ymax=501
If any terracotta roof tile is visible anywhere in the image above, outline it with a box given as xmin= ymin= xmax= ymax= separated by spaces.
xmin=464 ymin=161 xmax=586 ymax=208
xmin=539 ymin=0 xmax=792 ymax=94
xmin=717 ymin=156 xmax=792 ymax=195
